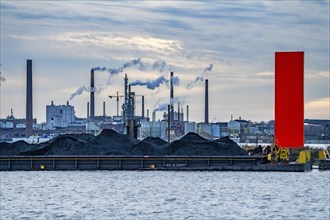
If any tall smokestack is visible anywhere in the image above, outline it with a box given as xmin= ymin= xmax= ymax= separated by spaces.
xmin=168 ymin=104 xmax=171 ymax=143
xmin=147 ymin=109 xmax=149 ymax=119
xmin=181 ymin=106 xmax=184 ymax=122
xmin=87 ymin=102 xmax=89 ymax=118
xmin=124 ymin=74 xmax=128 ymax=122
xmin=152 ymin=111 xmax=156 ymax=122
xmin=90 ymin=69 xmax=95 ymax=119
xmin=186 ymin=105 xmax=189 ymax=122
xmin=128 ymin=85 xmax=132 ymax=119
xmin=177 ymin=102 xmax=180 ymax=121
xmin=204 ymin=79 xmax=209 ymax=124
xmin=170 ymin=72 xmax=174 ymax=121
xmin=26 ymin=59 xmax=33 ymax=137
xmin=142 ymin=96 xmax=145 ymax=118
xmin=103 ymin=101 xmax=106 ymax=117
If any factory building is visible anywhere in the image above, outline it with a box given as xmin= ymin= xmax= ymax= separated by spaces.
xmin=184 ymin=122 xmax=196 ymax=134
xmin=228 ymin=120 xmax=240 ymax=137
xmin=218 ymin=122 xmax=229 ymax=137
xmin=197 ymin=123 xmax=212 ymax=136
xmin=46 ymin=101 xmax=75 ymax=129
xmin=140 ymin=121 xmax=167 ymax=139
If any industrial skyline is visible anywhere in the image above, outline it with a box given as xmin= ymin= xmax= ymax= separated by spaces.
xmin=0 ymin=1 xmax=329 ymax=123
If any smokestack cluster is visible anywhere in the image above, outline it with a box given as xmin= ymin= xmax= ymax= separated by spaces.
xmin=26 ymin=59 xmax=33 ymax=137
xmin=205 ymin=79 xmax=209 ymax=124
xmin=90 ymin=69 xmax=95 ymax=119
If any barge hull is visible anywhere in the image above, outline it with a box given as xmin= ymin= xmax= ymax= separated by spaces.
xmin=318 ymin=159 xmax=330 ymax=170
xmin=0 ymin=156 xmax=312 ymax=172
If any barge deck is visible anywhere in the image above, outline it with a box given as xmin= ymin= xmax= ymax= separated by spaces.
xmin=0 ymin=155 xmax=312 ymax=172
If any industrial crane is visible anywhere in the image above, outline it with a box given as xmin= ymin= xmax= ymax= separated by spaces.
xmin=109 ymin=91 xmax=124 ymax=116
xmin=109 ymin=91 xmax=145 ymax=117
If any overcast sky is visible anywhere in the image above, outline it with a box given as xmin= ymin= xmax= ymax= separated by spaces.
xmin=0 ymin=0 xmax=329 ymax=123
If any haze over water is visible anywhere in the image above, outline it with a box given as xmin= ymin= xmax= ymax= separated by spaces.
xmin=1 ymin=171 xmax=329 ymax=219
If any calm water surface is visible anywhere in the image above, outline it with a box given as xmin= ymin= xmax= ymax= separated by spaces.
xmin=1 ymin=171 xmax=329 ymax=219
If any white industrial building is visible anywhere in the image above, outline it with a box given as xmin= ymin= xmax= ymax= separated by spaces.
xmin=184 ymin=122 xmax=196 ymax=134
xmin=46 ymin=101 xmax=75 ymax=129
xmin=140 ymin=121 xmax=167 ymax=139
xmin=228 ymin=120 xmax=240 ymax=137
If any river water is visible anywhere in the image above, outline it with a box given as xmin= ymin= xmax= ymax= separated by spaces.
xmin=1 ymin=171 xmax=329 ymax=219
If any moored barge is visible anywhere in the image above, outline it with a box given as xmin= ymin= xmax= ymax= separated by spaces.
xmin=0 ymin=155 xmax=312 ymax=172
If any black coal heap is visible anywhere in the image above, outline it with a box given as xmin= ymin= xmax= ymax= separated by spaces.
xmin=0 ymin=129 xmax=248 ymax=156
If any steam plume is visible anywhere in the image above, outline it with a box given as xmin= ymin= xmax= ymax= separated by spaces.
xmin=204 ymin=63 xmax=213 ymax=73
xmin=153 ymin=96 xmax=187 ymax=113
xmin=153 ymin=103 xmax=168 ymax=113
xmin=172 ymin=76 xmax=180 ymax=86
xmin=69 ymin=86 xmax=89 ymax=100
xmin=92 ymin=58 xmax=144 ymax=75
xmin=130 ymin=74 xmax=180 ymax=90
xmin=69 ymin=58 xmax=174 ymax=100
xmin=69 ymin=86 xmax=103 ymax=100
xmin=186 ymin=63 xmax=213 ymax=89
xmin=0 ymin=75 xmax=5 ymax=86
xmin=152 ymin=60 xmax=167 ymax=72
xmin=130 ymin=76 xmax=168 ymax=90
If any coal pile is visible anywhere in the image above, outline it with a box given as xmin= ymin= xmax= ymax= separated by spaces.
xmin=129 ymin=137 xmax=168 ymax=155
xmin=159 ymin=133 xmax=248 ymax=156
xmin=44 ymin=129 xmax=138 ymax=155
xmin=0 ymin=129 xmax=247 ymax=156
xmin=67 ymin=133 xmax=95 ymax=141
xmin=130 ymin=141 xmax=157 ymax=155
xmin=214 ymin=136 xmax=248 ymax=155
xmin=0 ymin=140 xmax=35 ymax=156
xmin=87 ymin=129 xmax=138 ymax=155
xmin=142 ymin=137 xmax=168 ymax=146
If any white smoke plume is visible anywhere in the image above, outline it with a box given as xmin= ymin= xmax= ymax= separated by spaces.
xmin=0 ymin=64 xmax=5 ymax=86
xmin=153 ymin=103 xmax=168 ymax=113
xmin=186 ymin=63 xmax=213 ymax=89
xmin=69 ymin=86 xmax=103 ymax=100
xmin=130 ymin=74 xmax=180 ymax=90
xmin=69 ymin=86 xmax=89 ymax=100
xmin=92 ymin=58 xmax=144 ymax=75
xmin=0 ymin=75 xmax=5 ymax=86
xmin=93 ymin=59 xmax=170 ymax=74
xmin=152 ymin=60 xmax=167 ymax=72
xmin=130 ymin=76 xmax=168 ymax=90
xmin=172 ymin=76 xmax=180 ymax=86
xmin=204 ymin=63 xmax=213 ymax=73
xmin=69 ymin=58 xmax=174 ymax=100
xmin=153 ymin=96 xmax=187 ymax=113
